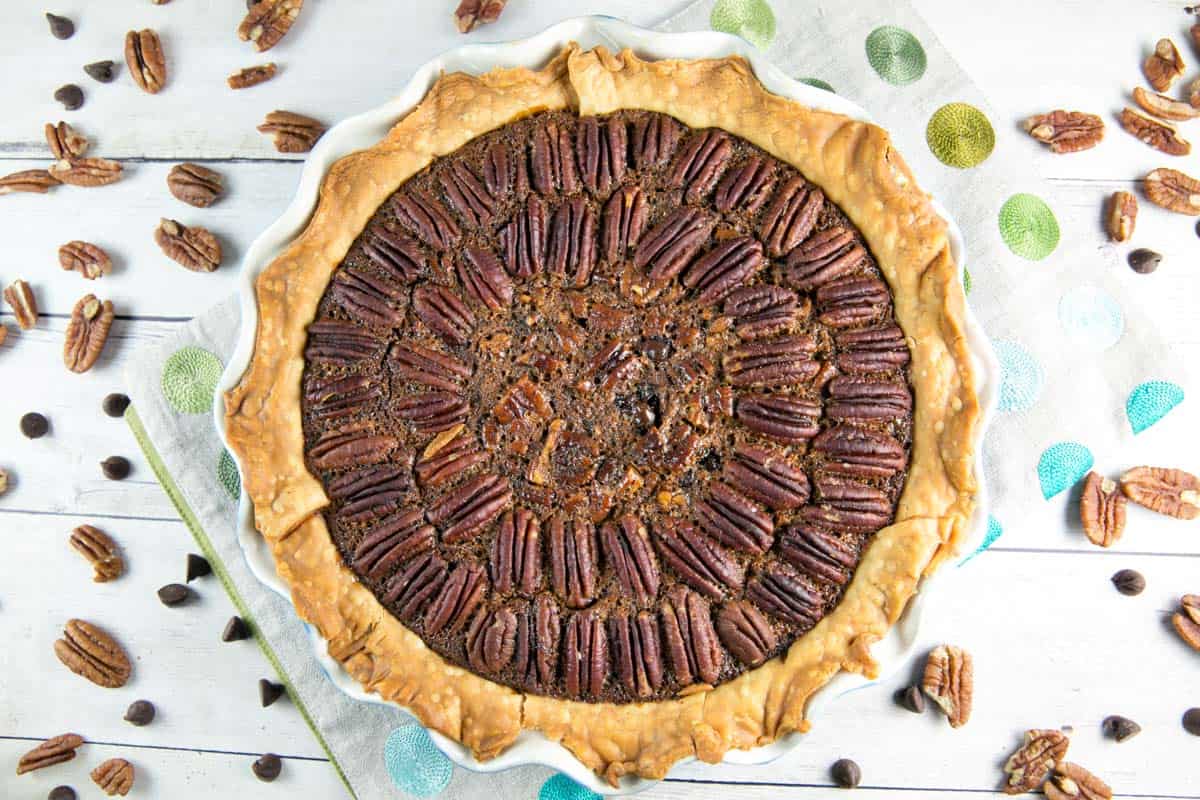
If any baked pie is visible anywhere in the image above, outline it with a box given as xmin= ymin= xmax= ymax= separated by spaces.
xmin=226 ymin=44 xmax=979 ymax=784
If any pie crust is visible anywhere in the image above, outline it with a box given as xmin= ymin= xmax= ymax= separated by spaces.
xmin=225 ymin=44 xmax=979 ymax=784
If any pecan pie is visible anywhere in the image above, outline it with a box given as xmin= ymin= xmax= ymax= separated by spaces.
xmin=226 ymin=45 xmax=979 ymax=784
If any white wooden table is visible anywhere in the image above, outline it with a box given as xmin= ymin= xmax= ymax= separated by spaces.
xmin=2 ymin=1 xmax=1198 ymax=798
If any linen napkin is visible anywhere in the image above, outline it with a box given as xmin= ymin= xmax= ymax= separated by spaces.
xmin=123 ymin=2 xmax=1188 ymax=799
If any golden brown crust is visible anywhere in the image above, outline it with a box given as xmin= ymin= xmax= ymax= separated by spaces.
xmin=224 ymin=44 xmax=980 ymax=784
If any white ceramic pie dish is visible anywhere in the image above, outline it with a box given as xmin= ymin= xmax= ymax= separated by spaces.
xmin=214 ymin=15 xmax=999 ymax=796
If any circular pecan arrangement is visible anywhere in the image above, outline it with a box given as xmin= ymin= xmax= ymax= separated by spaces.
xmin=299 ymin=109 xmax=915 ymax=703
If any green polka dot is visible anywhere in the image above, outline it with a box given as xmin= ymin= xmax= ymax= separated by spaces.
xmin=217 ymin=449 xmax=241 ymax=501
xmin=710 ymin=0 xmax=777 ymax=50
xmin=798 ymin=77 xmax=835 ymax=94
xmin=865 ymin=25 xmax=927 ymax=85
xmin=962 ymin=268 xmax=972 ymax=295
xmin=161 ymin=346 xmax=223 ymax=414
xmin=998 ymin=194 xmax=1060 ymax=261
xmin=926 ymin=103 xmax=995 ymax=168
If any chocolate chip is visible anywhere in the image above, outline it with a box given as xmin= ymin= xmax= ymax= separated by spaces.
xmin=186 ymin=553 xmax=212 ymax=582
xmin=1185 ymin=708 xmax=1200 ymax=736
xmin=48 ymin=787 xmax=77 ymax=800
xmin=54 ymin=84 xmax=84 ymax=111
xmin=259 ymin=678 xmax=285 ymax=707
xmin=222 ymin=615 xmax=251 ymax=642
xmin=157 ymin=583 xmax=190 ymax=606
xmin=46 ymin=13 xmax=75 ymax=39
xmin=101 ymin=456 xmax=131 ymax=480
xmin=1127 ymin=248 xmax=1161 ymax=274
xmin=84 ymin=60 xmax=116 ymax=83
xmin=831 ymin=758 xmax=861 ymax=788
xmin=1102 ymin=715 xmax=1141 ymax=742
xmin=1110 ymin=569 xmax=1145 ymax=596
xmin=20 ymin=412 xmax=49 ymax=439
xmin=102 ymin=393 xmax=130 ymax=417
xmin=124 ymin=699 xmax=156 ymax=726
xmin=253 ymin=753 xmax=282 ymax=782
xmin=894 ymin=684 xmax=925 ymax=713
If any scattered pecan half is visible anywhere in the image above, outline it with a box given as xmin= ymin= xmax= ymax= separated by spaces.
xmin=816 ymin=275 xmax=890 ymax=328
xmin=653 ymin=518 xmax=743 ymax=600
xmin=1172 ymin=594 xmax=1200 ymax=651
xmin=45 ymin=120 xmax=89 ymax=159
xmin=759 ymin=176 xmax=823 ymax=257
xmin=1191 ymin=77 xmax=1200 ymax=109
xmin=54 ymin=618 xmax=131 ymax=687
xmin=427 ymin=472 xmax=512 ymax=543
xmin=723 ymin=443 xmax=809 ymax=510
xmin=1023 ymin=111 xmax=1105 ymax=153
xmin=503 ymin=194 xmax=548 ymax=277
xmin=1044 ymin=763 xmax=1112 ymax=800
xmin=70 ymin=524 xmax=124 ymax=582
xmin=59 ymin=241 xmax=112 ymax=279
xmin=661 ymin=585 xmax=723 ymax=684
xmin=466 ymin=605 xmax=518 ymax=675
xmin=4 ymin=279 xmax=38 ymax=329
xmin=257 ymin=110 xmax=325 ymax=153
xmin=513 ymin=594 xmax=560 ymax=688
xmin=395 ymin=391 xmax=468 ymax=434
xmin=238 ymin=0 xmax=303 ymax=51
xmin=1002 ymin=729 xmax=1070 ymax=794
xmin=382 ymin=553 xmax=448 ymax=619
xmin=16 ymin=732 xmax=85 ymax=775
xmin=310 ymin=422 xmax=397 ymax=470
xmin=577 ymin=115 xmax=628 ymax=196
xmin=778 ymin=525 xmax=857 ymax=588
xmin=1105 ymin=190 xmax=1137 ymax=243
xmin=631 ymin=113 xmax=683 ymax=171
xmin=1120 ymin=466 xmax=1200 ymax=519
xmin=304 ymin=320 xmax=385 ymax=365
xmin=746 ymin=560 xmax=822 ymax=626
xmin=332 ymin=465 xmax=414 ymax=525
xmin=125 ymin=29 xmax=166 ymax=94
xmin=168 ymin=163 xmax=224 ymax=207
xmin=714 ymin=155 xmax=776 ymax=213
xmin=412 ymin=284 xmax=474 ymax=346
xmin=455 ymin=0 xmax=507 ymax=32
xmin=1120 ymin=108 xmax=1190 ymax=155
xmin=0 ymin=169 xmax=60 ymax=195
xmin=547 ymin=514 xmax=600 ymax=607
xmin=723 ymin=335 xmax=819 ymax=388
xmin=716 ymin=598 xmax=777 ymax=668
xmin=922 ymin=644 xmax=973 ymax=728
xmin=49 ymin=157 xmax=123 ymax=187
xmin=736 ymin=393 xmax=821 ymax=444
xmin=610 ymin=609 xmax=664 ymax=698
xmin=155 ymin=218 xmax=222 ymax=272
xmin=530 ymin=120 xmax=579 ymax=195
xmin=1132 ymin=86 xmax=1200 ymax=121
xmin=683 ymin=236 xmax=764 ymax=304
xmin=564 ymin=609 xmax=608 ymax=697
xmin=1079 ymin=472 xmax=1127 ymax=547
xmin=694 ymin=480 xmax=775 ymax=554
xmin=600 ymin=515 xmax=660 ymax=606
xmin=669 ymin=129 xmax=733 ymax=203
xmin=92 ymin=757 xmax=135 ymax=796
xmin=414 ymin=426 xmax=485 ymax=488
xmin=724 ymin=284 xmax=804 ymax=340
xmin=491 ymin=509 xmax=541 ymax=596
xmin=1144 ymin=38 xmax=1185 ymax=92
xmin=1144 ymin=167 xmax=1200 ymax=215
xmin=634 ymin=206 xmax=715 ymax=283
xmin=424 ymin=562 xmax=487 ymax=636
xmin=228 ymin=63 xmax=277 ymax=89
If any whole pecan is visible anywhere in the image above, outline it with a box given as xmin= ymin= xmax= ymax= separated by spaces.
xmin=45 ymin=120 xmax=89 ymax=159
xmin=63 ymin=294 xmax=114 ymax=373
xmin=1144 ymin=38 xmax=1185 ymax=92
xmin=1044 ymin=763 xmax=1112 ymax=800
xmin=168 ymin=163 xmax=224 ymax=207
xmin=778 ymin=525 xmax=857 ymax=587
xmin=49 ymin=157 xmax=123 ymax=187
xmin=70 ymin=524 xmax=124 ymax=582
xmin=412 ymin=284 xmax=475 ymax=346
xmin=457 ymin=247 xmax=513 ymax=309
xmin=257 ymin=110 xmax=325 ymax=153
xmin=492 ymin=509 xmax=542 ymax=596
xmin=724 ymin=284 xmax=804 ymax=340
xmin=610 ymin=609 xmax=664 ymax=698
xmin=564 ymin=609 xmax=608 ymax=697
xmin=630 ymin=112 xmax=683 ymax=171
xmin=16 ymin=733 xmax=85 ymax=775
xmin=364 ymin=220 xmax=428 ymax=283
xmin=547 ymin=197 xmax=597 ymax=287
xmin=414 ymin=426 xmax=486 ymax=487
xmin=682 ymin=236 xmax=764 ymax=304
xmin=329 ymin=463 xmax=413 ymax=523
xmin=4 ymin=279 xmax=39 ymax=329
xmin=826 ymin=376 xmax=912 ymax=422
xmin=723 ymin=443 xmax=809 ymax=510
xmin=694 ymin=480 xmax=775 ymax=554
xmin=92 ymin=757 xmax=135 ymax=796
xmin=382 ymin=553 xmax=448 ymax=618
xmin=600 ymin=185 xmax=648 ymax=265
xmin=228 ymin=63 xmax=278 ymax=89
xmin=0 ymin=169 xmax=60 ymax=194
xmin=455 ymin=0 xmax=508 ymax=33
xmin=394 ymin=391 xmax=467 ymax=434
xmin=1143 ymin=168 xmax=1200 ymax=215
xmin=513 ymin=594 xmax=560 ymax=688
xmin=759 ymin=176 xmax=823 ymax=257
xmin=1023 ymin=111 xmax=1104 ymax=153
xmin=1105 ymin=190 xmax=1137 ymax=243
xmin=530 ymin=121 xmax=579 ymax=196
xmin=600 ymin=515 xmax=660 ymax=607
xmin=577 ymin=115 xmax=628 ymax=195
xmin=54 ymin=618 xmax=131 ymax=688
xmin=439 ymin=160 xmax=496 ymax=228
xmin=304 ymin=320 xmax=386 ymax=365
xmin=306 ymin=374 xmax=382 ymax=422
xmin=424 ymin=562 xmax=487 ymax=636
xmin=723 ymin=335 xmax=819 ymax=388
xmin=391 ymin=188 xmax=461 ymax=251
xmin=660 ymin=585 xmax=722 ymax=686
xmin=923 ymin=644 xmax=973 ymax=728
xmin=391 ymin=342 xmax=471 ymax=393
xmin=802 ymin=475 xmax=893 ymax=533
xmin=834 ymin=323 xmax=911 ymax=374
xmin=714 ymin=156 xmax=776 ymax=213
xmin=736 ymin=393 xmax=821 ymax=443
xmin=155 ymin=218 xmax=222 ymax=272
xmin=501 ymin=195 xmax=547 ymax=278
xmin=816 ymin=275 xmax=890 ymax=328
xmin=1132 ymin=86 xmax=1199 ymax=121
xmin=125 ymin=29 xmax=166 ymax=94
xmin=352 ymin=510 xmax=435 ymax=581
xmin=653 ymin=519 xmax=743 ymax=599
xmin=547 ymin=514 xmax=598 ymax=608
xmin=238 ymin=0 xmax=303 ymax=51
xmin=746 ymin=561 xmax=822 ymax=627
xmin=716 ymin=599 xmax=777 ymax=668
xmin=466 ymin=606 xmax=518 ymax=674
xmin=427 ymin=472 xmax=512 ymax=543
xmin=785 ymin=226 xmax=866 ymax=290
xmin=1002 ymin=729 xmax=1069 ymax=794
xmin=1172 ymin=594 xmax=1200 ymax=651
xmin=1120 ymin=108 xmax=1190 ymax=155
xmin=59 ymin=241 xmax=112 ymax=279
xmin=1078 ymin=471 xmax=1127 ymax=547
xmin=812 ymin=426 xmax=907 ymax=478
xmin=633 ymin=207 xmax=716 ymax=283
xmin=308 ymin=422 xmax=397 ymax=470
xmin=668 ymin=129 xmax=733 ymax=203
xmin=1120 ymin=466 xmax=1200 ymax=519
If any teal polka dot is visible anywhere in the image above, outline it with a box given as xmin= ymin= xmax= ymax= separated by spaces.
xmin=798 ymin=77 xmax=836 ymax=93
xmin=1058 ymin=286 xmax=1124 ymax=351
xmin=865 ymin=26 xmax=927 ymax=85
xmin=998 ymin=194 xmax=1060 ymax=261
xmin=992 ymin=339 xmax=1043 ymax=413
xmin=539 ymin=773 xmax=602 ymax=800
xmin=710 ymin=0 xmax=777 ymax=50
xmin=1126 ymin=380 xmax=1184 ymax=434
xmin=217 ymin=449 xmax=241 ymax=501
xmin=161 ymin=346 xmax=223 ymax=414
xmin=384 ymin=724 xmax=453 ymax=797
xmin=1037 ymin=442 xmax=1094 ymax=500
xmin=960 ymin=515 xmax=1003 ymax=565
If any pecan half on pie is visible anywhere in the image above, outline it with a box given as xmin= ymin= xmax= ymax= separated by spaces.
xmin=225 ymin=45 xmax=979 ymax=784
